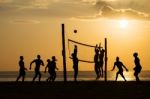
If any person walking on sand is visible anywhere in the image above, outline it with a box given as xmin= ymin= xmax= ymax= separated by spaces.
xmin=44 ymin=59 xmax=52 ymax=81
xmin=111 ymin=57 xmax=128 ymax=81
xmin=50 ymin=56 xmax=58 ymax=82
xmin=133 ymin=52 xmax=142 ymax=82
xmin=30 ymin=55 xmax=44 ymax=82
xmin=16 ymin=56 xmax=27 ymax=82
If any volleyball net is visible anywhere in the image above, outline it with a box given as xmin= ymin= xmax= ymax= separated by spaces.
xmin=68 ymin=39 xmax=102 ymax=63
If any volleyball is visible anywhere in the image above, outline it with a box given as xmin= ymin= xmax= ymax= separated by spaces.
xmin=74 ymin=29 xmax=77 ymax=33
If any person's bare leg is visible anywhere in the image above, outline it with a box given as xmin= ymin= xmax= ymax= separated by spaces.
xmin=120 ymin=73 xmax=127 ymax=81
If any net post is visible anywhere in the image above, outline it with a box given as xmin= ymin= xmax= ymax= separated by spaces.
xmin=62 ymin=24 xmax=67 ymax=82
xmin=105 ymin=38 xmax=107 ymax=82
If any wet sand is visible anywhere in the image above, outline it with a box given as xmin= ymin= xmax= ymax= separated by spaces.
xmin=0 ymin=81 xmax=149 ymax=99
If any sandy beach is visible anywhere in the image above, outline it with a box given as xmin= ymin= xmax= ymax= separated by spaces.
xmin=0 ymin=81 xmax=149 ymax=99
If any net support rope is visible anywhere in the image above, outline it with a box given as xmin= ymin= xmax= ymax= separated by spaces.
xmin=68 ymin=39 xmax=97 ymax=63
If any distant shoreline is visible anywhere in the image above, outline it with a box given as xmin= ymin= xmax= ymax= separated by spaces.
xmin=0 ymin=71 xmax=150 ymax=82
xmin=0 ymin=70 xmax=150 ymax=72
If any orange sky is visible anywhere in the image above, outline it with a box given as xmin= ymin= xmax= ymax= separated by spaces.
xmin=0 ymin=0 xmax=150 ymax=71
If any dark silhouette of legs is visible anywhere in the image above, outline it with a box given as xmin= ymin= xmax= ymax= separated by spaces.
xmin=99 ymin=62 xmax=104 ymax=78
xmin=134 ymin=72 xmax=140 ymax=82
xmin=120 ymin=72 xmax=127 ymax=81
xmin=53 ymin=72 xmax=56 ymax=81
xmin=33 ymin=71 xmax=41 ymax=82
xmin=46 ymin=71 xmax=51 ymax=82
xmin=38 ymin=72 xmax=41 ymax=82
xmin=46 ymin=77 xmax=51 ymax=81
xmin=116 ymin=72 xmax=119 ymax=81
xmin=33 ymin=73 xmax=38 ymax=81
xmin=16 ymin=71 xmax=25 ymax=82
xmin=136 ymin=75 xmax=139 ymax=82
xmin=102 ymin=67 xmax=103 ymax=77
xmin=100 ymin=66 xmax=103 ymax=77
xmin=95 ymin=64 xmax=100 ymax=80
xmin=116 ymin=71 xmax=126 ymax=81
xmin=22 ymin=75 xmax=25 ymax=82
xmin=74 ymin=68 xmax=78 ymax=81
xmin=51 ymin=72 xmax=56 ymax=82
xmin=50 ymin=75 xmax=53 ymax=81
xmin=16 ymin=74 xmax=21 ymax=82
xmin=47 ymin=72 xmax=53 ymax=82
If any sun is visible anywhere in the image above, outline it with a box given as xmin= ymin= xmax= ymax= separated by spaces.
xmin=119 ymin=19 xmax=128 ymax=28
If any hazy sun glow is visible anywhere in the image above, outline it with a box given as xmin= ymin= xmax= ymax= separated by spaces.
xmin=119 ymin=20 xmax=128 ymax=28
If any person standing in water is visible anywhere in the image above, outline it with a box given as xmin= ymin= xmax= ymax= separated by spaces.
xmin=30 ymin=55 xmax=44 ymax=82
xmin=133 ymin=52 xmax=142 ymax=82
xmin=111 ymin=57 xmax=128 ymax=81
xmin=16 ymin=56 xmax=27 ymax=82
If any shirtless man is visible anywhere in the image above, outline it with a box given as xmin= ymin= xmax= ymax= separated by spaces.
xmin=16 ymin=56 xmax=27 ymax=82
xmin=111 ymin=57 xmax=128 ymax=81
xmin=30 ymin=55 xmax=44 ymax=82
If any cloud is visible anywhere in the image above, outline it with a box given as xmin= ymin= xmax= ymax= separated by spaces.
xmin=29 ymin=0 xmax=51 ymax=9
xmin=98 ymin=6 xmax=149 ymax=20
xmin=0 ymin=0 xmax=12 ymax=3
xmin=74 ymin=0 xmax=150 ymax=21
xmin=82 ymin=0 xmax=97 ymax=5
xmin=11 ymin=0 xmax=52 ymax=9
xmin=11 ymin=19 xmax=40 ymax=24
xmin=10 ymin=0 xmax=96 ymax=18
xmin=76 ymin=6 xmax=149 ymax=21
xmin=0 ymin=0 xmax=150 ymax=21
xmin=0 ymin=0 xmax=59 ymax=10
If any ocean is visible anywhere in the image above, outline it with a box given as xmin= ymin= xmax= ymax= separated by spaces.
xmin=0 ymin=71 xmax=149 ymax=82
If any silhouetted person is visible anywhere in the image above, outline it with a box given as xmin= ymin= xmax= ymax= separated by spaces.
xmin=50 ymin=56 xmax=58 ymax=82
xmin=72 ymin=53 xmax=79 ymax=81
xmin=94 ymin=44 xmax=100 ymax=80
xmin=111 ymin=57 xmax=128 ymax=81
xmin=72 ymin=45 xmax=79 ymax=81
xmin=16 ymin=56 xmax=27 ymax=82
xmin=30 ymin=55 xmax=44 ymax=82
xmin=99 ymin=48 xmax=105 ymax=77
xmin=44 ymin=59 xmax=52 ymax=81
xmin=133 ymin=52 xmax=142 ymax=82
